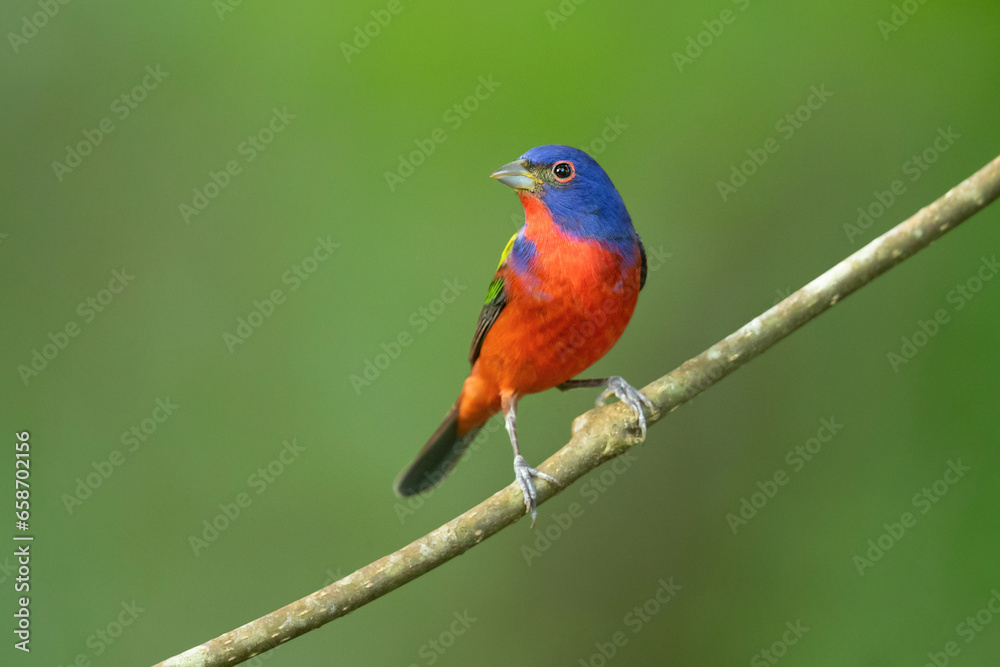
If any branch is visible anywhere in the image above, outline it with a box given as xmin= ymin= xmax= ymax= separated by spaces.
xmin=154 ymin=155 xmax=1000 ymax=667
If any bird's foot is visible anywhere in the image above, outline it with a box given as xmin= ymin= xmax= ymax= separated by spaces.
xmin=595 ymin=376 xmax=655 ymax=439
xmin=513 ymin=455 xmax=560 ymax=526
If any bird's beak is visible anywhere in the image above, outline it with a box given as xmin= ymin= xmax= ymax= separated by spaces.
xmin=491 ymin=159 xmax=539 ymax=191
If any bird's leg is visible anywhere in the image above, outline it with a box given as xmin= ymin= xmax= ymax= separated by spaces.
xmin=558 ymin=376 xmax=655 ymax=438
xmin=502 ymin=393 xmax=561 ymax=526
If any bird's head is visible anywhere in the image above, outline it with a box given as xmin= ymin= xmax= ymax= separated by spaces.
xmin=491 ymin=145 xmax=632 ymax=239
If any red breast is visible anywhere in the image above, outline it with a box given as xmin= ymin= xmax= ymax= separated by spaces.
xmin=456 ymin=195 xmax=642 ymax=434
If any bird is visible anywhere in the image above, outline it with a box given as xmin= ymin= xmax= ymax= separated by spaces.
xmin=394 ymin=144 xmax=652 ymax=523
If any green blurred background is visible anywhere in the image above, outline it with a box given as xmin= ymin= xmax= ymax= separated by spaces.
xmin=2 ymin=0 xmax=999 ymax=665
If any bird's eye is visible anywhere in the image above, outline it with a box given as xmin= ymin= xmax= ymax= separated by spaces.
xmin=552 ymin=161 xmax=575 ymax=182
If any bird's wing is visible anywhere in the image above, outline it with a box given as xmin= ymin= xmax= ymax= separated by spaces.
xmin=469 ymin=232 xmax=516 ymax=365
xmin=638 ymin=237 xmax=647 ymax=291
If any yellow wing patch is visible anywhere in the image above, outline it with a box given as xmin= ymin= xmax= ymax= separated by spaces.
xmin=497 ymin=232 xmax=517 ymax=269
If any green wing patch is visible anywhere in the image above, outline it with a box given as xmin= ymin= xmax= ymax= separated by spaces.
xmin=469 ymin=281 xmax=506 ymax=365
xmin=469 ymin=233 xmax=517 ymax=364
xmin=484 ymin=276 xmax=504 ymax=304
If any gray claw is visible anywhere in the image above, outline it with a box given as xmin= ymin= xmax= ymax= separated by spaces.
xmin=596 ymin=376 xmax=655 ymax=438
xmin=513 ymin=455 xmax=560 ymax=525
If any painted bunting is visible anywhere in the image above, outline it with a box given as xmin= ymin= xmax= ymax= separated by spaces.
xmin=394 ymin=145 xmax=651 ymax=522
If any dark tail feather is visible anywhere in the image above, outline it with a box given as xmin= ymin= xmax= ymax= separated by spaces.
xmin=394 ymin=402 xmax=482 ymax=497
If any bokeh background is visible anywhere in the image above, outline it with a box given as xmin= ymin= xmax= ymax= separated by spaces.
xmin=2 ymin=1 xmax=999 ymax=665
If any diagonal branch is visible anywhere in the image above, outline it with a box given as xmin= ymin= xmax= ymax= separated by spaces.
xmin=154 ymin=154 xmax=1000 ymax=667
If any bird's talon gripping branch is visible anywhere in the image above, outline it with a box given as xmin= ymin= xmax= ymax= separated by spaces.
xmin=513 ymin=455 xmax=560 ymax=525
xmin=595 ymin=376 xmax=654 ymax=438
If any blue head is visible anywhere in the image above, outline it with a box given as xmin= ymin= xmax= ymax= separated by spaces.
xmin=491 ymin=145 xmax=634 ymax=242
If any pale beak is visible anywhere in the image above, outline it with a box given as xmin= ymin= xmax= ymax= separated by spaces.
xmin=491 ymin=159 xmax=539 ymax=191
